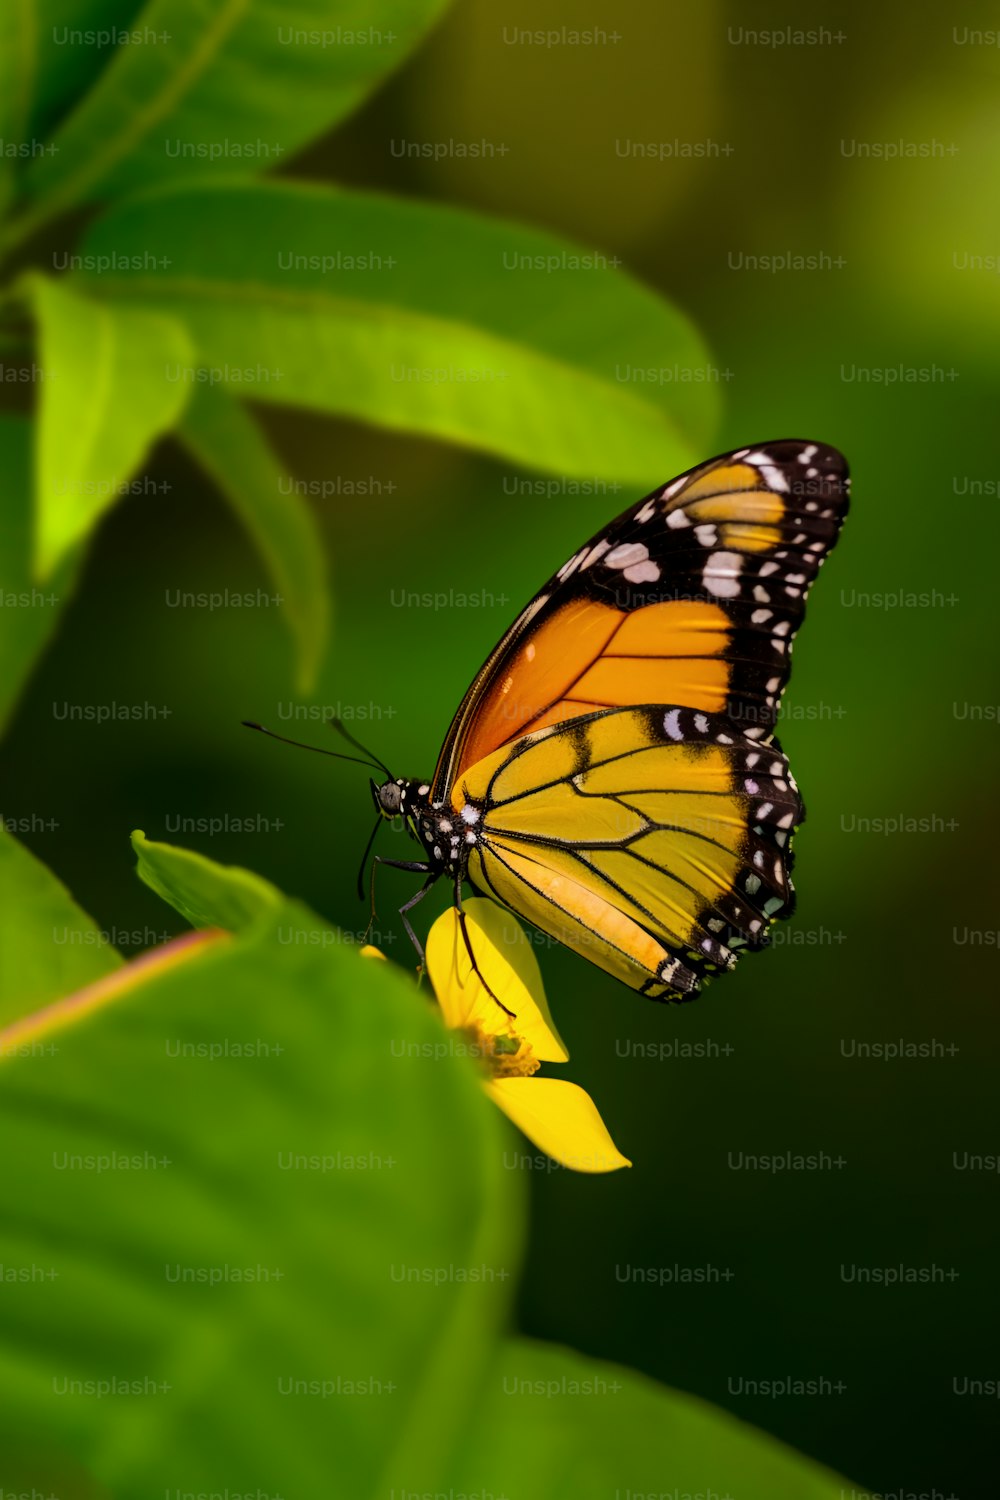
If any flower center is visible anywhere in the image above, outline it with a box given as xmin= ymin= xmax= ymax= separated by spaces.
xmin=462 ymin=1024 xmax=540 ymax=1079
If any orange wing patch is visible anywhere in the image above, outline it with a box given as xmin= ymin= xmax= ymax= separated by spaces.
xmin=678 ymin=462 xmax=762 ymax=501
xmin=452 ymin=599 xmax=621 ymax=779
xmin=665 ymin=461 xmax=785 ymax=552
xmin=452 ymin=599 xmax=733 ymax=780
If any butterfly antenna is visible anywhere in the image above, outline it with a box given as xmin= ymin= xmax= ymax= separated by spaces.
xmin=241 ymin=720 xmax=383 ymax=773
xmin=356 ymin=811 xmax=383 ymax=902
xmin=327 ymin=716 xmax=393 ymax=778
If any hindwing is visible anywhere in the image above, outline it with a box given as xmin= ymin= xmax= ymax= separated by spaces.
xmin=454 ymin=704 xmax=804 ymax=1002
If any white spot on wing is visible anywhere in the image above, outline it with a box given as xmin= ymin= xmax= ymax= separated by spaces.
xmin=744 ymin=451 xmax=790 ymax=493
xmin=624 ymin=559 xmax=660 ymax=583
xmin=606 ymin=541 xmax=650 ymax=570
xmin=702 ymin=551 xmax=742 ymax=599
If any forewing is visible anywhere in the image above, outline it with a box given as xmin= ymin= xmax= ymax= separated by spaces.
xmin=430 ymin=440 xmax=848 ymax=799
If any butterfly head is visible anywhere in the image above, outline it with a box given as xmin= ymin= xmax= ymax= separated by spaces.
xmin=371 ymin=775 xmax=436 ymax=820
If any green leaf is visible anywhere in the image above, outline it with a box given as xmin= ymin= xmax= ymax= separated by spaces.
xmin=0 ymin=9 xmax=31 ymax=144
xmin=72 ymin=180 xmax=718 ymax=483
xmin=7 ymin=1 xmax=148 ymax=149
xmin=1 ymin=834 xmax=855 ymax=1494
xmin=131 ymin=828 xmax=283 ymax=931
xmin=10 ymin=0 xmax=451 ymax=235
xmin=0 ymin=898 xmax=520 ymax=1495
xmin=0 ymin=13 xmax=30 ymax=211
xmin=449 ymin=1339 xmax=856 ymax=1500
xmin=178 ymin=384 xmax=329 ymax=694
xmin=0 ymin=415 xmax=80 ymax=734
xmin=26 ymin=273 xmax=193 ymax=577
xmin=0 ymin=828 xmax=121 ymax=1025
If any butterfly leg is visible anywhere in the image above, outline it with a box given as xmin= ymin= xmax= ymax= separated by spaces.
xmin=453 ymin=871 xmax=516 ymax=1019
xmin=395 ymin=871 xmax=439 ymax=964
xmin=365 ymin=854 xmax=434 ymax=957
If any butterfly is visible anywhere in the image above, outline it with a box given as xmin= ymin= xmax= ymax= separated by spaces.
xmin=365 ymin=440 xmax=848 ymax=1005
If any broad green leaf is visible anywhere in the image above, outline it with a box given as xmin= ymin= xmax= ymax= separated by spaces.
xmin=11 ymin=0 xmax=451 ymax=234
xmin=0 ymin=415 xmax=80 ymax=733
xmin=26 ymin=273 xmax=193 ymax=576
xmin=131 ymin=827 xmax=282 ymax=931
xmin=10 ymin=1 xmax=148 ymax=149
xmin=449 ymin=1339 xmax=856 ymax=1500
xmin=178 ymin=384 xmax=329 ymax=694
xmin=0 ymin=828 xmax=121 ymax=1024
xmin=0 ymin=9 xmax=31 ymax=143
xmin=0 ymin=10 xmax=30 ymax=210
xmin=73 ymin=180 xmax=719 ymax=483
xmin=0 ymin=901 xmax=520 ymax=1494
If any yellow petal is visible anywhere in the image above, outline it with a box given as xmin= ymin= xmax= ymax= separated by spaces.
xmin=359 ymin=945 xmax=387 ymax=961
xmin=426 ymin=900 xmax=569 ymax=1062
xmin=487 ymin=1077 xmax=631 ymax=1173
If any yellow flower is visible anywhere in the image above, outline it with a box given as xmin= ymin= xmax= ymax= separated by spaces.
xmin=423 ymin=898 xmax=631 ymax=1174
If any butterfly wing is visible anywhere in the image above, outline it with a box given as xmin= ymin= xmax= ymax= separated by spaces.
xmin=431 ymin=440 xmax=848 ymax=800
xmin=456 ymin=705 xmax=803 ymax=1002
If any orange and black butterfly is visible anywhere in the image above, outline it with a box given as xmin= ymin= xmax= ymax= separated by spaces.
xmin=361 ymin=440 xmax=850 ymax=1004
xmin=252 ymin=441 xmax=848 ymax=1003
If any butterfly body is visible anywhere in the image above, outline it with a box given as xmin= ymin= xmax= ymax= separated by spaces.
xmin=373 ymin=775 xmax=482 ymax=879
xmin=375 ymin=440 xmax=849 ymax=1004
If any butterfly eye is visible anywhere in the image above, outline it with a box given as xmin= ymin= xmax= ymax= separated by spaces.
xmin=373 ymin=779 xmax=403 ymax=817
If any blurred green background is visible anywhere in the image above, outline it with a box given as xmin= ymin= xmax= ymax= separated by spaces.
xmin=2 ymin=1 xmax=998 ymax=1494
